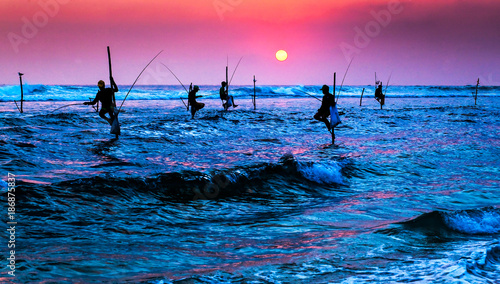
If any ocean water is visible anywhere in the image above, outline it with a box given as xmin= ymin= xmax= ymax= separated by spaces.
xmin=0 ymin=85 xmax=499 ymax=283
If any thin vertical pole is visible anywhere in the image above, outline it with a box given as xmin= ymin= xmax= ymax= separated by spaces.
xmin=332 ymin=72 xmax=336 ymax=145
xmin=19 ymin=72 xmax=24 ymax=113
xmin=333 ymin=73 xmax=336 ymax=95
xmin=226 ymin=66 xmax=229 ymax=97
xmin=475 ymin=78 xmax=479 ymax=105
xmin=360 ymin=88 xmax=365 ymax=106
xmin=107 ymin=46 xmax=115 ymax=107
xmin=253 ymin=75 xmax=256 ymax=110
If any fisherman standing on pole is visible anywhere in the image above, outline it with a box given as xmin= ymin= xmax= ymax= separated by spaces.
xmin=84 ymin=78 xmax=118 ymax=125
xmin=314 ymin=85 xmax=335 ymax=131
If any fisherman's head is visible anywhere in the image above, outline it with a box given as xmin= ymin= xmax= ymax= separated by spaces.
xmin=320 ymin=85 xmax=329 ymax=94
xmin=193 ymin=85 xmax=200 ymax=92
xmin=97 ymin=80 xmax=105 ymax=89
xmin=221 ymin=81 xmax=227 ymax=87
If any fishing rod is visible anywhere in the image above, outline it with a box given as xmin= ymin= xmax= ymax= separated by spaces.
xmin=161 ymin=63 xmax=189 ymax=110
xmin=117 ymin=50 xmax=163 ymax=114
xmin=295 ymin=88 xmax=321 ymax=102
xmin=336 ymin=57 xmax=354 ymax=103
xmin=51 ymin=103 xmax=83 ymax=113
xmin=384 ymin=72 xmax=393 ymax=94
xmin=14 ymin=101 xmax=22 ymax=113
xmin=228 ymin=56 xmax=243 ymax=87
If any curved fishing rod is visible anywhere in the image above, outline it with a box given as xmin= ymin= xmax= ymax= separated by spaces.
xmin=51 ymin=103 xmax=83 ymax=113
xmin=14 ymin=100 xmax=22 ymax=113
xmin=161 ymin=62 xmax=189 ymax=110
xmin=384 ymin=72 xmax=393 ymax=94
xmin=117 ymin=50 xmax=163 ymax=114
xmin=294 ymin=88 xmax=321 ymax=102
xmin=228 ymin=56 xmax=243 ymax=87
xmin=336 ymin=57 xmax=354 ymax=103
xmin=161 ymin=63 xmax=188 ymax=93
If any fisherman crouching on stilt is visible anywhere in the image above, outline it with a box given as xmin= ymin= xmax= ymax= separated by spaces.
xmin=189 ymin=85 xmax=205 ymax=119
xmin=314 ymin=85 xmax=336 ymax=140
xmin=375 ymin=81 xmax=384 ymax=104
xmin=219 ymin=81 xmax=238 ymax=111
xmin=84 ymin=78 xmax=118 ymax=125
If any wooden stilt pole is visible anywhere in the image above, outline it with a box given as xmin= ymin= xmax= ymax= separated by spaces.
xmin=360 ymin=88 xmax=365 ymax=106
xmin=225 ymin=64 xmax=229 ymax=110
xmin=19 ymin=72 xmax=24 ymax=113
xmin=107 ymin=46 xmax=116 ymax=107
xmin=332 ymin=73 xmax=336 ymax=144
xmin=253 ymin=75 xmax=256 ymax=110
xmin=474 ymin=78 xmax=479 ymax=105
xmin=333 ymin=73 xmax=336 ymax=95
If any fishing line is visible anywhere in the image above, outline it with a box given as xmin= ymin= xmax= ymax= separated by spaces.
xmin=161 ymin=63 xmax=189 ymax=109
xmin=336 ymin=57 xmax=354 ymax=103
xmin=14 ymin=100 xmax=22 ymax=113
xmin=228 ymin=57 xmax=243 ymax=87
xmin=384 ymin=72 xmax=393 ymax=94
xmin=50 ymin=103 xmax=83 ymax=113
xmin=294 ymin=88 xmax=322 ymax=102
xmin=117 ymin=50 xmax=163 ymax=114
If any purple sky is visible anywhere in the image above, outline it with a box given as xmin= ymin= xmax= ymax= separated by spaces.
xmin=1 ymin=0 xmax=499 ymax=86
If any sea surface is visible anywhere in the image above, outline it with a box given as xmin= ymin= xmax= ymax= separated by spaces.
xmin=1 ymin=85 xmax=499 ymax=283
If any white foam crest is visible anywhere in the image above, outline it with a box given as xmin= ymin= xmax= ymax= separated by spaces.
xmin=297 ymin=161 xmax=343 ymax=184
xmin=443 ymin=210 xmax=500 ymax=234
xmin=341 ymin=241 xmax=499 ymax=283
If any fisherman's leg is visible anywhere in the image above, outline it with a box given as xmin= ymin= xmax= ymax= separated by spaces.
xmin=99 ymin=109 xmax=112 ymax=125
xmin=231 ymin=96 xmax=238 ymax=108
xmin=108 ymin=109 xmax=115 ymax=122
xmin=313 ymin=112 xmax=321 ymax=121
xmin=321 ymin=117 xmax=330 ymax=130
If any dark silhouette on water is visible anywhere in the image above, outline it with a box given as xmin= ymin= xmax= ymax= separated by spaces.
xmin=188 ymin=85 xmax=205 ymax=119
xmin=253 ymin=75 xmax=257 ymax=110
xmin=84 ymin=79 xmax=118 ymax=125
xmin=220 ymin=81 xmax=238 ymax=111
xmin=14 ymin=72 xmax=24 ymax=113
xmin=314 ymin=85 xmax=336 ymax=141
xmin=375 ymin=81 xmax=384 ymax=103
xmin=474 ymin=78 xmax=480 ymax=105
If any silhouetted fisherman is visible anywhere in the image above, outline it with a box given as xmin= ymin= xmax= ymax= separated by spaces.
xmin=314 ymin=85 xmax=336 ymax=134
xmin=188 ymin=85 xmax=205 ymax=119
xmin=375 ymin=81 xmax=384 ymax=104
xmin=219 ymin=81 xmax=238 ymax=111
xmin=84 ymin=78 xmax=118 ymax=125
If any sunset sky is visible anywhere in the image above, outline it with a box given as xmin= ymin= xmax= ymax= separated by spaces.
xmin=1 ymin=0 xmax=499 ymax=86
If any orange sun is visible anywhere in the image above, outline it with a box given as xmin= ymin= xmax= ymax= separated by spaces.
xmin=276 ymin=50 xmax=288 ymax=62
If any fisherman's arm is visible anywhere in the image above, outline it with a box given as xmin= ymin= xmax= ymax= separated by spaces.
xmin=83 ymin=94 xmax=99 ymax=105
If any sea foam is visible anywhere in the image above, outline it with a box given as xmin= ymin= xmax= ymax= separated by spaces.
xmin=443 ymin=209 xmax=500 ymax=235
